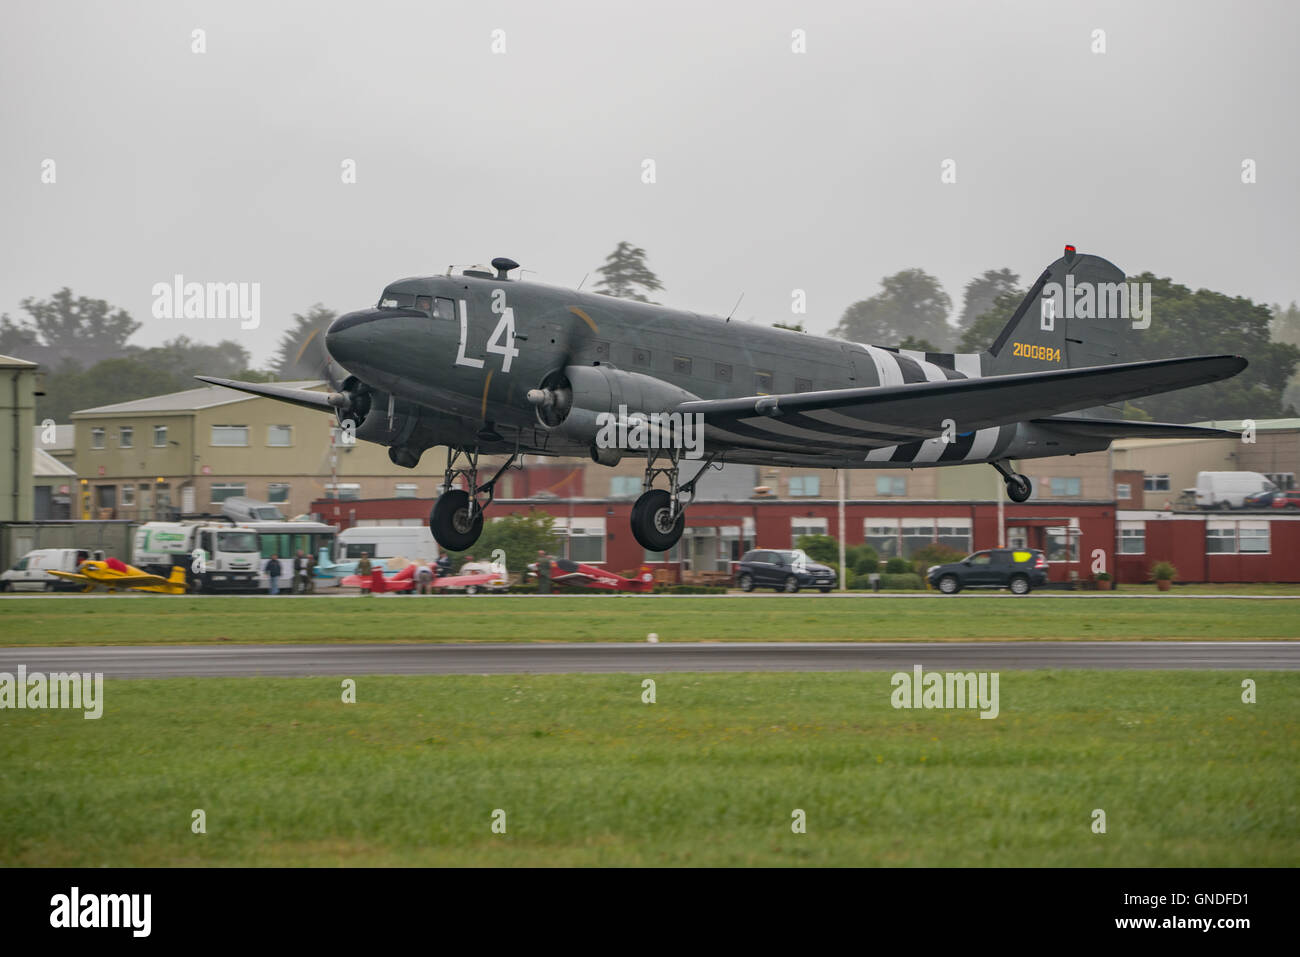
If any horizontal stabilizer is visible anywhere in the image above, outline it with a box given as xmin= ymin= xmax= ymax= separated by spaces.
xmin=1031 ymin=416 xmax=1241 ymax=440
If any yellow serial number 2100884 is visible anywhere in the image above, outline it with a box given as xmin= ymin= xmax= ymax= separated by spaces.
xmin=1012 ymin=342 xmax=1061 ymax=362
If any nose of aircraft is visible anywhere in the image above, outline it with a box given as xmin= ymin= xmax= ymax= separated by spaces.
xmin=324 ymin=308 xmax=386 ymax=367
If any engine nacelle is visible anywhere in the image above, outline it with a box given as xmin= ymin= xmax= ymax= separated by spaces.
xmin=332 ymin=377 xmax=440 ymax=468
xmin=528 ymin=365 xmax=699 ymax=448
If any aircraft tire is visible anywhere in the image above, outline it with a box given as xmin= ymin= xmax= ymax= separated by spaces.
xmin=430 ymin=490 xmax=484 ymax=551
xmin=1006 ymin=475 xmax=1032 ymax=503
xmin=630 ymin=489 xmax=684 ymax=552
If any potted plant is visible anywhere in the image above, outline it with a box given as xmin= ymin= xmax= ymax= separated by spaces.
xmin=1151 ymin=561 xmax=1177 ymax=591
xmin=1095 ymin=571 xmax=1113 ymax=591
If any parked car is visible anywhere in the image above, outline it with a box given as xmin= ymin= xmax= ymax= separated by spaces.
xmin=735 ymin=549 xmax=837 ymax=593
xmin=1 ymin=548 xmax=102 ymax=592
xmin=926 ymin=548 xmax=1048 ymax=595
xmin=1271 ymin=490 xmax=1300 ymax=509
xmin=1242 ymin=490 xmax=1279 ymax=508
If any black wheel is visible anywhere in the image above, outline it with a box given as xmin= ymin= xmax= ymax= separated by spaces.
xmin=1006 ymin=474 xmax=1032 ymax=503
xmin=782 ymin=575 xmax=800 ymax=594
xmin=630 ymin=489 xmax=685 ymax=552
xmin=0 ymin=581 xmax=10 ymax=592
xmin=465 ymin=585 xmax=479 ymax=595
xmin=1009 ymin=574 xmax=1031 ymax=595
xmin=739 ymin=573 xmax=755 ymax=592
xmin=430 ymin=490 xmax=484 ymax=551
xmin=819 ymin=587 xmax=832 ymax=593
xmin=938 ymin=574 xmax=960 ymax=594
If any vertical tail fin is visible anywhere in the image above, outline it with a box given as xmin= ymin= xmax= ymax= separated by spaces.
xmin=983 ymin=248 xmax=1143 ymax=376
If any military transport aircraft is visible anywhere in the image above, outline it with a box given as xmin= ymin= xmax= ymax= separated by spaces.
xmin=199 ymin=247 xmax=1246 ymax=554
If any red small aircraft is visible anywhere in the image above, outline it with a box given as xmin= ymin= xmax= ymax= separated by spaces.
xmin=341 ymin=563 xmax=503 ymax=594
xmin=537 ymin=559 xmax=656 ymax=593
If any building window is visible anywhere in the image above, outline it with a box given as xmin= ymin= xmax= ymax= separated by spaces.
xmin=119 ymin=426 xmax=133 ymax=448
xmin=610 ymin=476 xmax=640 ymax=499
xmin=267 ymin=425 xmax=293 ymax=447
xmin=791 ymin=517 xmax=828 ymax=546
xmin=902 ymin=519 xmax=936 ymax=557
xmin=1046 ymin=525 xmax=1081 ymax=563
xmin=1206 ymin=521 xmax=1236 ymax=553
xmin=1005 ymin=526 xmax=1028 ymax=549
xmin=865 ymin=519 xmax=900 ymax=558
xmin=673 ymin=355 xmax=693 ymax=376
xmin=121 ymin=484 xmax=135 ymax=507
xmin=1116 ymin=483 xmax=1131 ymax=500
xmin=91 ymin=428 xmax=105 ymax=450
xmin=1239 ymin=522 xmax=1270 ymax=554
xmin=1265 ymin=472 xmax=1296 ymax=491
xmin=1144 ymin=474 xmax=1171 ymax=492
xmin=644 ymin=542 xmax=681 ymax=562
xmin=267 ymin=483 xmax=290 ymax=503
xmin=755 ymin=370 xmax=774 ymax=392
xmin=555 ymin=517 xmax=606 ymax=563
xmin=394 ymin=483 xmax=418 ymax=499
xmin=211 ymin=425 xmax=249 ymax=447
xmin=210 ymin=483 xmax=247 ymax=503
xmin=789 ymin=475 xmax=820 ymax=497
xmin=876 ymin=475 xmax=906 ymax=496
xmin=1119 ymin=521 xmax=1145 ymax=554
xmin=154 ymin=425 xmax=168 ymax=447
xmin=1049 ymin=477 xmax=1081 ymax=497
xmin=936 ymin=519 xmax=972 ymax=552
xmin=795 ymin=377 xmax=813 ymax=393
xmin=325 ymin=483 xmax=361 ymax=501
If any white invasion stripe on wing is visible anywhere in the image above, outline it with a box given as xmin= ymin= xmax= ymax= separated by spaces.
xmin=865 ymin=445 xmax=897 ymax=462
xmin=911 ymin=436 xmax=952 ymax=463
xmin=735 ymin=416 xmax=894 ymax=447
xmin=803 ymin=408 xmax=935 ymax=439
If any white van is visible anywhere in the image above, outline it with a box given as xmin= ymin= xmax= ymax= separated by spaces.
xmin=336 ymin=525 xmax=440 ymax=564
xmin=1 ymin=548 xmax=103 ymax=592
xmin=1195 ymin=471 xmax=1277 ymax=510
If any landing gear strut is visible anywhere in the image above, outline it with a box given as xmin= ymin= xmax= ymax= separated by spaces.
xmin=629 ymin=451 xmax=719 ymax=553
xmin=992 ymin=460 xmax=1033 ymax=503
xmin=429 ymin=447 xmax=519 ymax=551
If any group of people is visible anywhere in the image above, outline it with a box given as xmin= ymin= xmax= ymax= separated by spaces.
xmin=353 ymin=551 xmax=453 ymax=596
xmin=263 ymin=550 xmax=315 ymax=595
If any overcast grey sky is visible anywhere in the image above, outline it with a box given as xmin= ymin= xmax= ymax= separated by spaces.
xmin=2 ymin=0 xmax=1297 ymax=366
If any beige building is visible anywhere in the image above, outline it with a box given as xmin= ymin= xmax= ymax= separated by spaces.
xmin=1112 ymin=419 xmax=1299 ymax=502
xmin=71 ymin=382 xmax=447 ymax=520
xmin=1 ymin=355 xmax=40 ymax=522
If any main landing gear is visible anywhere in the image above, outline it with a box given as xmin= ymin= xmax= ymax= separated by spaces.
xmin=429 ymin=447 xmax=519 ymax=551
xmin=629 ymin=451 xmax=720 ymax=552
xmin=992 ymin=460 xmax=1033 ymax=503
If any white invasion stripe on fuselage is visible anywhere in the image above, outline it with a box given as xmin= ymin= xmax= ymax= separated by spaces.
xmin=898 ymin=349 xmax=948 ymax=382
xmin=953 ymin=353 xmax=982 ymax=378
xmin=858 ymin=344 xmax=904 ymax=387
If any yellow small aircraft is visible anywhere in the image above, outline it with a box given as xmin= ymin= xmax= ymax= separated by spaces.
xmin=48 ymin=558 xmax=190 ymax=594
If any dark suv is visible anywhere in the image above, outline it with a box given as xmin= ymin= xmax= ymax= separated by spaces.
xmin=735 ymin=549 xmax=838 ymax=593
xmin=926 ymin=548 xmax=1048 ymax=595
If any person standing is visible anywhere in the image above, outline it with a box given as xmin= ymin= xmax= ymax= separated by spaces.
xmin=415 ymin=562 xmax=433 ymax=595
xmin=356 ymin=552 xmax=373 ymax=596
xmin=536 ymin=548 xmax=552 ymax=594
xmin=293 ymin=550 xmax=310 ymax=594
xmin=266 ymin=554 xmax=283 ymax=595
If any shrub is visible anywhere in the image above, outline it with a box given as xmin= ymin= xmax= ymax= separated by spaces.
xmin=1150 ymin=561 xmax=1178 ymax=582
xmin=845 ymin=544 xmax=880 ymax=576
xmin=908 ymin=543 xmax=966 ymax=573
xmin=879 ymin=573 xmax=925 ymax=590
xmin=884 ymin=556 xmax=912 ymax=574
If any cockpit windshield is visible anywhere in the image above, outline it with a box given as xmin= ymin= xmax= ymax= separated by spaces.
xmin=378 ymin=291 xmax=415 ymax=309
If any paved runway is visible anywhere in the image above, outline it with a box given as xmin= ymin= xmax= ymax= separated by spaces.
xmin=1 ymin=641 xmax=1296 ymax=677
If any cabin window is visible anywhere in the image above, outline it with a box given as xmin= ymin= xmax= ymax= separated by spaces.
xmin=673 ymin=355 xmax=693 ymax=375
xmin=714 ymin=362 xmax=732 ymax=382
xmin=433 ymin=298 xmax=457 ymax=321
xmin=633 ymin=348 xmax=651 ymax=367
xmin=415 ymin=295 xmax=432 ymax=313
xmin=592 ymin=340 xmax=611 ymax=361
xmin=795 ymin=377 xmax=813 ymax=393
xmin=755 ymin=370 xmax=774 ymax=392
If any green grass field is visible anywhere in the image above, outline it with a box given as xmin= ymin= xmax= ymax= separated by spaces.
xmin=1 ymin=594 xmax=1297 ymax=645
xmin=2 ymin=672 xmax=1295 ymax=866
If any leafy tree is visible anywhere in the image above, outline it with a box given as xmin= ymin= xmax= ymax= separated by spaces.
xmin=794 ymin=534 xmax=839 ymax=565
xmin=1271 ymin=302 xmax=1300 ymax=347
xmin=441 ymin=509 xmax=562 ymax=576
xmin=275 ymin=304 xmax=337 ymax=380
xmin=0 ymin=314 xmax=40 ymax=358
xmin=845 ymin=543 xmax=880 ymax=575
xmin=897 ymin=335 xmax=939 ymax=353
xmin=956 ymin=288 xmax=1024 ymax=353
xmin=958 ymin=268 xmax=1020 ymax=332
xmin=592 ymin=242 xmax=664 ymax=303
xmin=831 ymin=269 xmax=953 ymax=350
xmin=1120 ymin=274 xmax=1299 ymax=421
xmin=4 ymin=288 xmax=139 ymax=369
xmin=38 ymin=358 xmax=183 ymax=422
xmin=137 ymin=336 xmax=253 ymax=382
